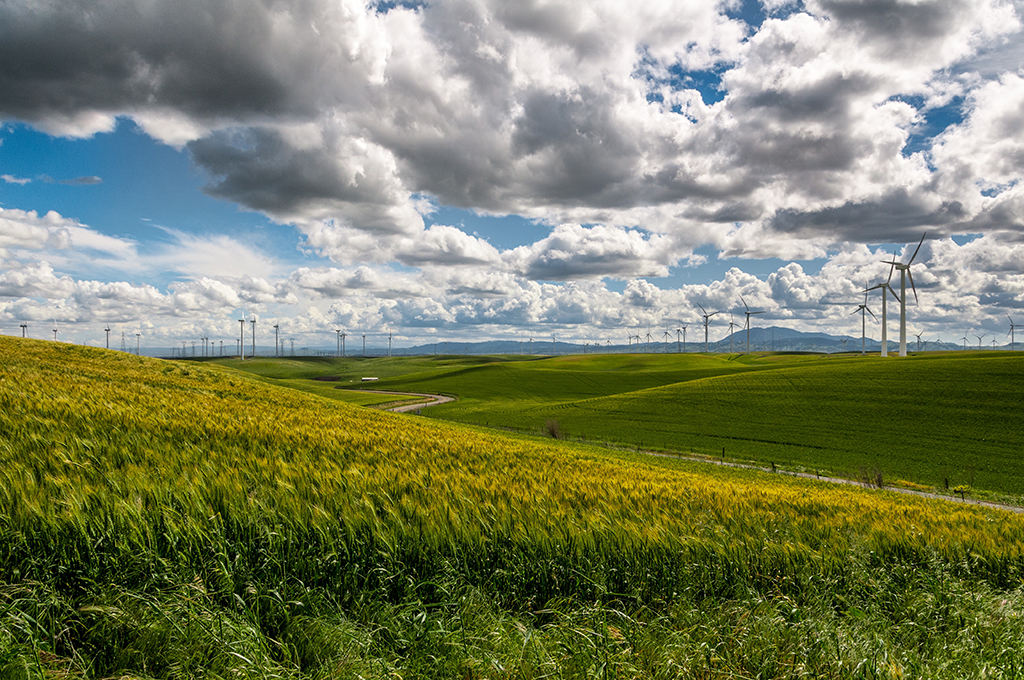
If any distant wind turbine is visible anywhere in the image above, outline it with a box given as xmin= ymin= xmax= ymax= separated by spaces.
xmin=662 ymin=330 xmax=671 ymax=352
xmin=239 ymin=315 xmax=246 ymax=360
xmin=914 ymin=331 xmax=923 ymax=352
xmin=1009 ymin=316 xmax=1019 ymax=351
xmin=961 ymin=334 xmax=968 ymax=350
xmin=698 ymin=304 xmax=718 ymax=352
xmin=104 ymin=325 xmax=111 ymax=349
xmin=135 ymin=333 xmax=141 ymax=355
xmin=851 ymin=292 xmax=876 ymax=355
xmin=976 ymin=333 xmax=987 ymax=350
xmin=250 ymin=318 xmax=256 ymax=357
xmin=740 ymin=297 xmax=765 ymax=354
xmin=274 ymin=324 xmax=280 ymax=357
xmin=881 ymin=233 xmax=926 ymax=357
xmin=728 ymin=314 xmax=738 ymax=353
xmin=20 ymin=323 xmax=27 ymax=338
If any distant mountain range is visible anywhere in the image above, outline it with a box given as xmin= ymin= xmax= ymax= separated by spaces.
xmin=147 ymin=325 xmax=1009 ymax=358
xmin=396 ymin=326 xmax=978 ymax=356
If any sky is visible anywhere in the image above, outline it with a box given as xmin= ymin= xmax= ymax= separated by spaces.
xmin=2 ymin=0 xmax=1024 ymax=352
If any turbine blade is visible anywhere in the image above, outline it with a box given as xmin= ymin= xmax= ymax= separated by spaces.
xmin=866 ymin=308 xmax=877 ymax=321
xmin=908 ymin=232 xmax=926 ymax=264
xmin=907 ymin=269 xmax=918 ymax=304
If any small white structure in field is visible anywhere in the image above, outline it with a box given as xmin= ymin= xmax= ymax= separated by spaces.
xmin=361 ymin=377 xmax=379 ymax=382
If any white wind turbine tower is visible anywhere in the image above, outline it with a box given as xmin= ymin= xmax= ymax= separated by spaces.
xmin=20 ymin=323 xmax=28 ymax=338
xmin=663 ymin=330 xmax=671 ymax=352
xmin=881 ymin=233 xmax=926 ymax=357
xmin=727 ymin=314 xmax=738 ymax=353
xmin=1009 ymin=316 xmax=1018 ymax=351
xmin=335 ymin=329 xmax=342 ymax=357
xmin=961 ymin=334 xmax=968 ymax=351
xmin=913 ymin=331 xmax=923 ymax=352
xmin=740 ymin=297 xmax=764 ymax=354
xmin=676 ymin=326 xmax=686 ymax=353
xmin=104 ymin=325 xmax=111 ymax=349
xmin=52 ymin=319 xmax=59 ymax=342
xmin=239 ymin=314 xmax=246 ymax=360
xmin=851 ymin=292 xmax=876 ymax=355
xmin=135 ymin=332 xmax=141 ymax=355
xmin=274 ymin=324 xmax=280 ymax=357
xmin=698 ymin=304 xmax=718 ymax=353
xmin=976 ymin=332 xmax=987 ymax=350
xmin=865 ymin=268 xmax=900 ymax=357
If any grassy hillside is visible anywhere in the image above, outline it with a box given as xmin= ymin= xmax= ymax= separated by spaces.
xmin=5 ymin=338 xmax=1024 ymax=677
xmin=348 ymin=352 xmax=1024 ymax=499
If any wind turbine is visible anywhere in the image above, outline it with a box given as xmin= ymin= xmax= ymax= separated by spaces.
xmin=135 ymin=333 xmax=141 ymax=355
xmin=52 ymin=320 xmax=58 ymax=342
xmin=552 ymin=335 xmax=556 ymax=355
xmin=663 ymin=330 xmax=671 ymax=352
xmin=698 ymin=304 xmax=718 ymax=353
xmin=976 ymin=332 xmax=987 ymax=350
xmin=675 ymin=326 xmax=684 ymax=353
xmin=913 ymin=331 xmax=923 ymax=352
xmin=881 ymin=233 xmax=926 ymax=357
xmin=335 ymin=329 xmax=342 ymax=357
xmin=851 ymin=292 xmax=876 ymax=355
xmin=274 ymin=324 xmax=280 ymax=357
xmin=727 ymin=314 xmax=738 ymax=353
xmin=961 ymin=334 xmax=968 ymax=351
xmin=865 ymin=269 xmax=900 ymax=357
xmin=362 ymin=333 xmax=366 ymax=356
xmin=104 ymin=325 xmax=111 ymax=349
xmin=388 ymin=329 xmax=393 ymax=357
xmin=239 ymin=315 xmax=246 ymax=360
xmin=20 ymin=323 xmax=27 ymax=338
xmin=644 ymin=328 xmax=652 ymax=353
xmin=740 ymin=297 xmax=765 ymax=354
xmin=250 ymin=318 xmax=256 ymax=357
xmin=1009 ymin=316 xmax=1019 ymax=351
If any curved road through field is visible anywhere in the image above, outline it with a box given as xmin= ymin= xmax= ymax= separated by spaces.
xmin=351 ymin=389 xmax=456 ymax=412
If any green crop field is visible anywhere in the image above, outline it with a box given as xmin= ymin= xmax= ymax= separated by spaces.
xmin=7 ymin=338 xmax=1024 ymax=678
xmin=267 ymin=351 xmax=1023 ymax=501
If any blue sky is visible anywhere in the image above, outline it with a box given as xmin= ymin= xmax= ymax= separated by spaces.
xmin=1 ymin=0 xmax=1023 ymax=350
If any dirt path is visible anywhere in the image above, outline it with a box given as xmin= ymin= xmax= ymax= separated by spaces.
xmin=346 ymin=389 xmax=456 ymax=413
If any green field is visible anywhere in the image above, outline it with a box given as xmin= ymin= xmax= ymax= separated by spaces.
xmin=238 ymin=351 xmax=1023 ymax=500
xmin=9 ymin=339 xmax=1024 ymax=677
